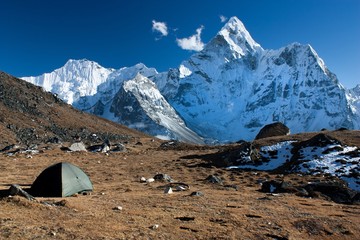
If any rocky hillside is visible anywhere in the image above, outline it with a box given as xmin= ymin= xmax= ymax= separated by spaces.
xmin=0 ymin=71 xmax=149 ymax=149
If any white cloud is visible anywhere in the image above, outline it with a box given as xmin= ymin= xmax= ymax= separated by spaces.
xmin=220 ymin=15 xmax=228 ymax=23
xmin=176 ymin=26 xmax=204 ymax=51
xmin=152 ymin=20 xmax=168 ymax=37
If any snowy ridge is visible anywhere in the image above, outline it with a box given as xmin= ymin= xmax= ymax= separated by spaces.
xmin=120 ymin=74 xmax=204 ymax=144
xmin=22 ymin=59 xmax=114 ymax=104
xmin=21 ymin=16 xmax=360 ymax=143
xmin=73 ymin=63 xmax=158 ymax=112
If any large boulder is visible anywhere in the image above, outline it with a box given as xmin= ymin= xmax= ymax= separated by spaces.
xmin=255 ymin=122 xmax=290 ymax=140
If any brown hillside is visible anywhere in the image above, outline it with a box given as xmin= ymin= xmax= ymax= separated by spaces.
xmin=0 ymin=71 xmax=149 ymax=148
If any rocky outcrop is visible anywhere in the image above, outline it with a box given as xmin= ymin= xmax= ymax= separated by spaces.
xmin=255 ymin=122 xmax=290 ymax=140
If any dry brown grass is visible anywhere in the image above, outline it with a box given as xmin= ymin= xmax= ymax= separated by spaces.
xmin=1 ymin=136 xmax=359 ymax=240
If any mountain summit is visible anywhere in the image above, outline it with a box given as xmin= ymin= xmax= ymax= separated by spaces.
xmin=22 ymin=17 xmax=360 ymax=143
xmin=217 ymin=16 xmax=263 ymax=56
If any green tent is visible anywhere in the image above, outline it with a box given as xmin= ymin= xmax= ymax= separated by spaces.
xmin=30 ymin=162 xmax=93 ymax=197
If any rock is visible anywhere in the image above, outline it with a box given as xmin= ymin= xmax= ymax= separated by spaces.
xmin=255 ymin=122 xmax=290 ymax=140
xmin=69 ymin=142 xmax=87 ymax=152
xmin=146 ymin=178 xmax=155 ymax=183
xmin=190 ymin=191 xmax=204 ymax=197
xmin=140 ymin=177 xmax=147 ymax=183
xmin=111 ymin=143 xmax=126 ymax=152
xmin=150 ymin=224 xmax=159 ymax=230
xmin=176 ymin=185 xmax=187 ymax=191
xmin=205 ymin=175 xmax=223 ymax=184
xmin=113 ymin=206 xmax=123 ymax=211
xmin=47 ymin=137 xmax=62 ymax=144
xmin=9 ymin=184 xmax=35 ymax=201
xmin=164 ymin=186 xmax=173 ymax=194
xmin=87 ymin=140 xmax=110 ymax=153
xmin=216 ymin=142 xmax=261 ymax=167
xmin=260 ymin=180 xmax=295 ymax=193
xmin=154 ymin=173 xmax=173 ymax=182
xmin=0 ymin=144 xmax=18 ymax=152
xmin=295 ymin=133 xmax=342 ymax=148
xmin=304 ymin=181 xmax=360 ymax=204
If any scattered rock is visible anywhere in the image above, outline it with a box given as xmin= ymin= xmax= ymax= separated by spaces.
xmin=164 ymin=186 xmax=173 ymax=194
xmin=154 ymin=173 xmax=173 ymax=182
xmin=87 ymin=140 xmax=111 ymax=153
xmin=304 ymin=181 xmax=360 ymax=204
xmin=260 ymin=180 xmax=296 ymax=193
xmin=167 ymin=182 xmax=190 ymax=191
xmin=190 ymin=191 xmax=204 ymax=197
xmin=140 ymin=177 xmax=147 ymax=183
xmin=205 ymin=175 xmax=223 ymax=184
xmin=216 ymin=142 xmax=260 ymax=167
xmin=175 ymin=216 xmax=195 ymax=221
xmin=113 ymin=206 xmax=123 ymax=211
xmin=150 ymin=224 xmax=159 ymax=230
xmin=0 ymin=144 xmax=18 ymax=152
xmin=111 ymin=143 xmax=126 ymax=152
xmin=255 ymin=122 xmax=290 ymax=140
xmin=8 ymin=184 xmax=35 ymax=201
xmin=146 ymin=178 xmax=155 ymax=183
xmin=69 ymin=142 xmax=87 ymax=152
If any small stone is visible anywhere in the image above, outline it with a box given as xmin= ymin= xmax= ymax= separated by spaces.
xmin=154 ymin=173 xmax=173 ymax=182
xmin=151 ymin=224 xmax=159 ymax=230
xmin=113 ymin=206 xmax=123 ymax=211
xmin=146 ymin=178 xmax=155 ymax=183
xmin=164 ymin=186 xmax=173 ymax=194
xmin=190 ymin=191 xmax=204 ymax=197
xmin=205 ymin=175 xmax=223 ymax=184
xmin=176 ymin=186 xmax=187 ymax=191
xmin=140 ymin=177 xmax=147 ymax=183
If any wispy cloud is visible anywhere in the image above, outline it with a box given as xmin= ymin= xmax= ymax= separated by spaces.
xmin=176 ymin=26 xmax=204 ymax=51
xmin=219 ymin=15 xmax=228 ymax=23
xmin=152 ymin=20 xmax=168 ymax=37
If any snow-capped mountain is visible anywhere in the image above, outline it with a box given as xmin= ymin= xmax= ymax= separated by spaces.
xmin=21 ymin=16 xmax=360 ymax=143
xmin=23 ymin=59 xmax=114 ymax=104
xmin=154 ymin=16 xmax=358 ymax=142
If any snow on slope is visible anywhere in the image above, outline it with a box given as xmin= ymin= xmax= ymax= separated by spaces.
xmin=21 ymin=16 xmax=360 ymax=143
xmin=22 ymin=59 xmax=114 ymax=104
xmin=229 ymin=140 xmax=360 ymax=191
xmin=346 ymin=84 xmax=360 ymax=124
xmin=159 ymin=16 xmax=358 ymax=142
xmin=73 ymin=63 xmax=158 ymax=112
xmin=110 ymin=74 xmax=204 ymax=144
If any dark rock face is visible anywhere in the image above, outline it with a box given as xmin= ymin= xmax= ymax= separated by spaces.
xmin=255 ymin=122 xmax=290 ymax=140
xmin=110 ymin=83 xmax=169 ymax=137
xmin=259 ymin=179 xmax=360 ymax=204
xmin=294 ymin=133 xmax=342 ymax=148
xmin=304 ymin=181 xmax=360 ymax=204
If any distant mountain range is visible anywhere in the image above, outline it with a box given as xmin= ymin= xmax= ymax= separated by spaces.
xmin=22 ymin=16 xmax=360 ymax=144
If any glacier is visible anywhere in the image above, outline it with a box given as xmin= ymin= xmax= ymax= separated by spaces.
xmin=21 ymin=16 xmax=360 ymax=143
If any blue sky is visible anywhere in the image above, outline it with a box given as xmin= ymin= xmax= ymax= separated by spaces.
xmin=0 ymin=0 xmax=359 ymax=88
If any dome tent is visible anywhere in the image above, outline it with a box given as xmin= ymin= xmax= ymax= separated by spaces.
xmin=30 ymin=162 xmax=93 ymax=197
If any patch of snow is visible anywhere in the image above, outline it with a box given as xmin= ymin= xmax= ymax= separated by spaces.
xmin=228 ymin=141 xmax=295 ymax=170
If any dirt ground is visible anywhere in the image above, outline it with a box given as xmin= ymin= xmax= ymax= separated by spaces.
xmin=1 ymin=135 xmax=359 ymax=240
